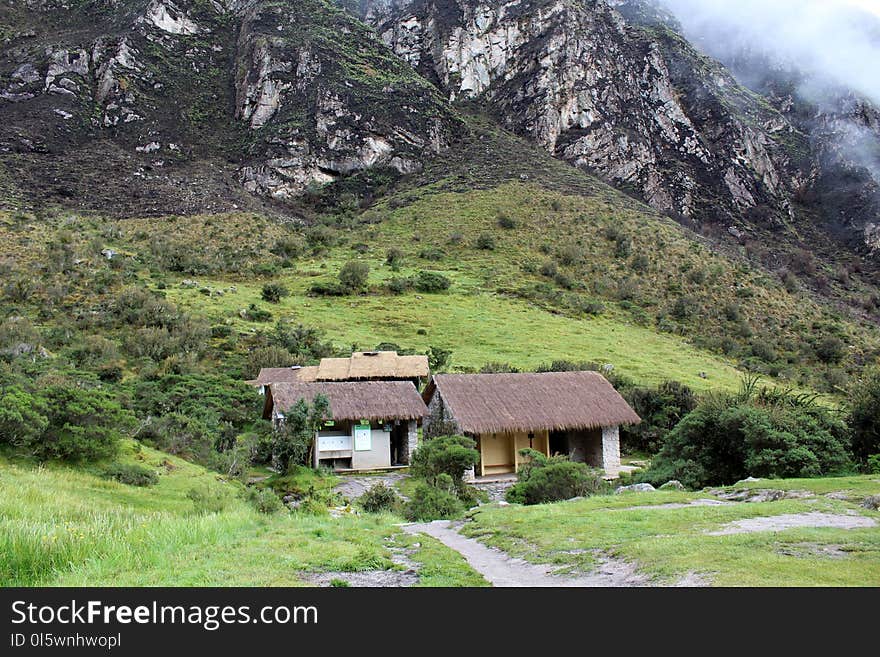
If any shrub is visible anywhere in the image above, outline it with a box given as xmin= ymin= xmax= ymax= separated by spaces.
xmin=271 ymin=395 xmax=330 ymax=472
xmin=242 ymin=304 xmax=273 ymax=322
xmin=427 ymin=346 xmax=452 ymax=373
xmin=505 ymin=450 xmax=605 ymax=505
xmin=497 ymin=214 xmax=517 ymax=229
xmin=387 ymin=277 xmax=412 ymax=295
xmin=244 ymin=487 xmax=285 ymax=514
xmin=338 ymin=261 xmax=370 ymax=292
xmin=867 ymin=454 xmax=880 ymax=475
xmin=849 ymin=369 xmax=880 ymax=464
xmin=261 ymin=283 xmax=290 ymax=304
xmin=272 ymin=235 xmax=305 ymax=259
xmin=539 ymin=260 xmax=558 ymax=278
xmin=386 ymin=248 xmax=404 ymax=269
xmin=409 ymin=435 xmax=479 ymax=490
xmin=186 ymin=487 xmax=227 ymax=515
xmin=104 ymin=463 xmax=158 ymax=487
xmin=419 ymin=247 xmax=445 ymax=261
xmin=413 ymin=270 xmax=451 ymax=293
xmin=641 ymin=383 xmax=852 ymax=488
xmin=815 ymin=336 xmax=846 ymax=364
xmin=557 ymin=245 xmax=584 ymax=267
xmin=475 ymin=233 xmax=496 ymax=251
xmin=404 ymin=477 xmax=465 ymax=521
xmin=308 ymin=281 xmax=347 ymax=297
xmin=670 ymin=295 xmax=698 ymax=321
xmin=622 ymin=381 xmax=697 ymax=454
xmin=245 ymin=345 xmax=297 ymax=379
xmin=27 ymin=384 xmax=133 ymax=462
xmin=135 ymin=413 xmax=215 ymax=464
xmin=359 ymin=482 xmax=403 ymax=513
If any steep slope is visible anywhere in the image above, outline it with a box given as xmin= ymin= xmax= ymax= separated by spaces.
xmin=0 ymin=0 xmax=462 ymax=215
xmin=356 ymin=0 xmax=801 ymax=228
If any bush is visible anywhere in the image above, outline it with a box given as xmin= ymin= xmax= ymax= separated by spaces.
xmin=271 ymin=395 xmax=330 ymax=472
xmin=427 ymin=346 xmax=452 ymax=373
xmin=338 ymin=261 xmax=370 ymax=292
xmin=103 ymin=463 xmax=159 ymax=487
xmin=867 ymin=454 xmax=880 ymax=475
xmin=410 ymin=435 xmax=479 ymax=490
xmin=505 ymin=450 xmax=605 ymax=505
xmin=242 ymin=304 xmax=273 ymax=322
xmin=622 ymin=381 xmax=697 ymax=454
xmin=245 ymin=345 xmax=297 ymax=379
xmin=419 ymin=247 xmax=445 ymax=261
xmin=640 ymin=382 xmax=852 ymax=488
xmin=475 ymin=233 xmax=496 ymax=251
xmin=272 ymin=235 xmax=305 ymax=259
xmin=386 ymin=248 xmax=404 ymax=269
xmin=849 ymin=369 xmax=880 ymax=464
xmin=136 ymin=413 xmax=215 ymax=464
xmin=308 ymin=281 xmax=347 ymax=297
xmin=26 ymin=384 xmax=133 ymax=462
xmin=497 ymin=214 xmax=517 ymax=229
xmin=261 ymin=283 xmax=290 ymax=304
xmin=186 ymin=487 xmax=227 ymax=515
xmin=404 ymin=477 xmax=465 ymax=521
xmin=557 ymin=245 xmax=584 ymax=267
xmin=387 ymin=277 xmax=412 ymax=295
xmin=413 ymin=270 xmax=451 ymax=293
xmin=359 ymin=482 xmax=403 ymax=513
xmin=815 ymin=336 xmax=846 ymax=364
xmin=244 ymin=487 xmax=285 ymax=514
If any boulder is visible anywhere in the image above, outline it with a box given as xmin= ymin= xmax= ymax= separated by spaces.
xmin=862 ymin=495 xmax=880 ymax=511
xmin=615 ymin=483 xmax=656 ymax=494
xmin=659 ymin=480 xmax=685 ymax=491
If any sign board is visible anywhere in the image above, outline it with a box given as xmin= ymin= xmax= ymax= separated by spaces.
xmin=317 ymin=434 xmax=351 ymax=452
xmin=353 ymin=424 xmax=372 ymax=451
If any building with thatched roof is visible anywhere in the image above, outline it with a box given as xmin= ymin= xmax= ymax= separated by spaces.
xmin=264 ymin=381 xmax=428 ymax=471
xmin=423 ymin=372 xmax=640 ymax=478
xmin=248 ymin=351 xmax=429 ymax=391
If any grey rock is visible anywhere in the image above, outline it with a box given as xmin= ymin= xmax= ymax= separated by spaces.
xmin=615 ymin=483 xmax=656 ymax=494
xmin=862 ymin=495 xmax=880 ymax=511
xmin=659 ymin=480 xmax=685 ymax=491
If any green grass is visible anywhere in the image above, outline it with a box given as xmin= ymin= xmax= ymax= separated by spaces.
xmin=462 ymin=477 xmax=880 ymax=586
xmin=0 ymin=446 xmax=483 ymax=587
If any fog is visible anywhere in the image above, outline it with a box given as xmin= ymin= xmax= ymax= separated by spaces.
xmin=661 ymin=0 xmax=880 ymax=106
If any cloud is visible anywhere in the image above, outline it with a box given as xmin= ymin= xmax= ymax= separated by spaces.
xmin=661 ymin=0 xmax=880 ymax=105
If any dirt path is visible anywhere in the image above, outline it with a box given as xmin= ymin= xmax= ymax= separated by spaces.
xmin=402 ymin=520 xmax=656 ymax=587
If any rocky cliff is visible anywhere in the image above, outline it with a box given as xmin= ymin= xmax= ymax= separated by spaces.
xmin=0 ymin=0 xmax=461 ymax=212
xmin=356 ymin=0 xmax=803 ymax=229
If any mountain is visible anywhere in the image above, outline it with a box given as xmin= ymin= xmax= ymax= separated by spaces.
xmin=2 ymin=0 xmax=880 ymax=394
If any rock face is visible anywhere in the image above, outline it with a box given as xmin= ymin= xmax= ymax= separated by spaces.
xmin=357 ymin=0 xmax=797 ymax=224
xmin=0 ymin=0 xmax=460 ymax=209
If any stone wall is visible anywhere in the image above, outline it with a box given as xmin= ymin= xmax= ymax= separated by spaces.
xmin=601 ymin=425 xmax=622 ymax=476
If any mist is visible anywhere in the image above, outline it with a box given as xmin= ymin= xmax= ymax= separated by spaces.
xmin=661 ymin=0 xmax=880 ymax=106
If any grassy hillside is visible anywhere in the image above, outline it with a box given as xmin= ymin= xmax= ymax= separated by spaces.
xmin=0 ymin=443 xmax=485 ymax=587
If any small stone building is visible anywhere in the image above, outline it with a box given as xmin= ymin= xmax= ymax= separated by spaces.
xmin=264 ymin=381 xmax=428 ymax=471
xmin=422 ymin=372 xmax=641 ymax=478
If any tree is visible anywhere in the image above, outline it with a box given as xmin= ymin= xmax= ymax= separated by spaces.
xmin=271 ymin=394 xmax=331 ymax=472
xmin=409 ymin=435 xmax=478 ymax=490
xmin=338 ymin=261 xmax=370 ymax=292
xmin=850 ymin=368 xmax=880 ymax=464
xmin=35 ymin=383 xmax=135 ymax=461
xmin=427 ymin=346 xmax=452 ymax=373
xmin=0 ymin=385 xmax=48 ymax=448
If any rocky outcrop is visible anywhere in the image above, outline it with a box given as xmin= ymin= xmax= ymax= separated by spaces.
xmin=357 ymin=0 xmax=797 ymax=224
xmin=0 ymin=0 xmax=461 ymax=205
xmin=233 ymin=0 xmax=460 ymax=199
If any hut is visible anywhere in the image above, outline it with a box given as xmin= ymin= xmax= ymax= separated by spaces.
xmin=422 ymin=372 xmax=640 ymax=478
xmin=264 ymin=381 xmax=428 ymax=471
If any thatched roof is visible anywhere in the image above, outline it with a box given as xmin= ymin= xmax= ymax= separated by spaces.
xmin=247 ymin=366 xmax=318 ymax=387
xmin=424 ymin=372 xmax=640 ymax=434
xmin=315 ymin=351 xmax=429 ymax=381
xmin=267 ymin=381 xmax=428 ymax=422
